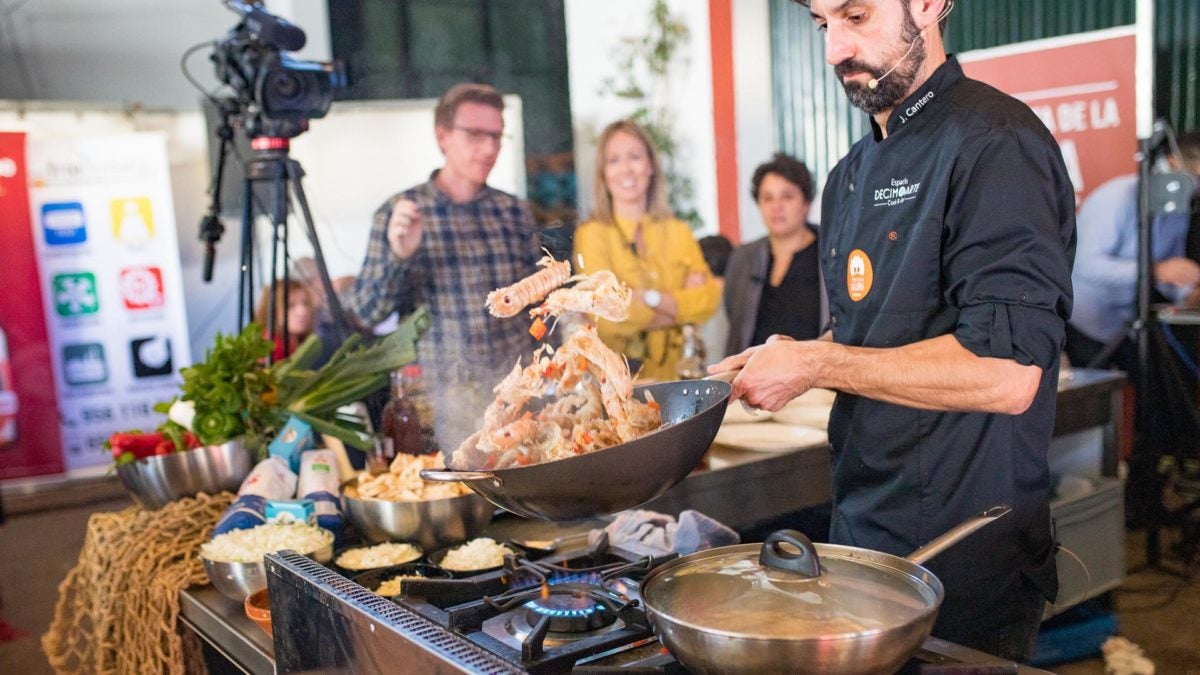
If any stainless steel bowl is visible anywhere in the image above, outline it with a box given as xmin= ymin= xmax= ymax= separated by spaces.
xmin=203 ymin=540 xmax=334 ymax=601
xmin=116 ymin=440 xmax=252 ymax=510
xmin=340 ymin=487 xmax=494 ymax=551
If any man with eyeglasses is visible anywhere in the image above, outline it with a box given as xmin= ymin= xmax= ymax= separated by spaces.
xmin=343 ymin=82 xmax=542 ymax=452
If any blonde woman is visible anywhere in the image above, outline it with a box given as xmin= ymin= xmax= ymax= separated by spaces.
xmin=573 ymin=120 xmax=720 ymax=380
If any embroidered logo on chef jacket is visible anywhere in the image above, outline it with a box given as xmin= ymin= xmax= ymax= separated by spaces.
xmin=873 ymin=177 xmax=921 ymax=208
xmin=847 ymin=249 xmax=873 ymax=302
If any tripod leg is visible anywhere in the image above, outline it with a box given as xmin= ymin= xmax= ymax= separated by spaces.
xmin=265 ymin=162 xmax=292 ymax=361
xmin=286 ymin=159 xmax=353 ymax=343
xmin=238 ymin=175 xmax=256 ymax=332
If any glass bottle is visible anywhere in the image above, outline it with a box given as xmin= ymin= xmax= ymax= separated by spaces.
xmin=677 ymin=323 xmax=707 ymax=380
xmin=381 ymin=369 xmax=423 ymax=456
xmin=400 ymin=364 xmax=437 ymax=454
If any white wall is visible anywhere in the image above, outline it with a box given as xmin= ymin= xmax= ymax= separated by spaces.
xmin=0 ymin=0 xmax=331 ymax=109
xmin=732 ymin=0 xmax=776 ymax=243
xmin=565 ymin=0 xmax=718 ymax=236
xmin=564 ymin=0 xmax=778 ymax=243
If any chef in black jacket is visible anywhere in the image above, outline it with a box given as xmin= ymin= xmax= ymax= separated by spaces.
xmin=711 ymin=0 xmax=1076 ymax=661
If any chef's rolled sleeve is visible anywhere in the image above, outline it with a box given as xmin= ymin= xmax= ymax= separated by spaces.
xmin=943 ymin=126 xmax=1076 ymax=371
xmin=955 ymin=303 xmax=1065 ymax=369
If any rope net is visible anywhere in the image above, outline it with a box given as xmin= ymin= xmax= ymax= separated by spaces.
xmin=41 ymin=491 xmax=234 ymax=674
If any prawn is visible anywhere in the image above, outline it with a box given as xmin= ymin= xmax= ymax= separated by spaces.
xmin=536 ymin=270 xmax=631 ymax=322
xmin=486 ymin=254 xmax=572 ymax=318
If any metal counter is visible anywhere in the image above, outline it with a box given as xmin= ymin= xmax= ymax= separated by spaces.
xmin=179 ymin=368 xmax=1124 ymax=672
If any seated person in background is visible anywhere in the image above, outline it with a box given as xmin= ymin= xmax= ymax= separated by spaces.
xmin=1067 ymin=129 xmax=1200 ymax=371
xmin=573 ymin=119 xmax=721 ymax=380
xmin=255 ymin=279 xmax=314 ymax=361
xmin=698 ymin=234 xmax=733 ymax=362
xmin=723 ymin=153 xmax=826 ymax=357
xmin=340 ymin=83 xmax=542 ymax=450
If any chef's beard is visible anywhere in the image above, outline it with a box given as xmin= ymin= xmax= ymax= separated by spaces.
xmin=835 ymin=12 xmax=926 ymax=116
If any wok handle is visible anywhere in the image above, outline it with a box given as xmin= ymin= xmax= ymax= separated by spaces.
xmin=759 ymin=529 xmax=822 ymax=578
xmin=906 ymin=505 xmax=1012 ymax=565
xmin=419 ymin=469 xmax=502 ymax=485
xmin=704 ymin=368 xmax=741 ymax=384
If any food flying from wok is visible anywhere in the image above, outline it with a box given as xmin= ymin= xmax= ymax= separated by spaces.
xmin=450 ymin=255 xmax=662 ymax=470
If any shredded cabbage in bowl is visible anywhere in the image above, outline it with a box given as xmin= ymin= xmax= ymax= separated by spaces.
xmin=336 ymin=543 xmax=422 ymax=570
xmin=200 ymin=523 xmax=333 ymax=563
xmin=439 ymin=537 xmax=515 ymax=571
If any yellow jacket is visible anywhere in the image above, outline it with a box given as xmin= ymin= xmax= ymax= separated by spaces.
xmin=573 ymin=215 xmax=720 ymax=380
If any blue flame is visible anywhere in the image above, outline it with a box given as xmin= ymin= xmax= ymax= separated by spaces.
xmin=525 ymin=600 xmax=606 ymax=618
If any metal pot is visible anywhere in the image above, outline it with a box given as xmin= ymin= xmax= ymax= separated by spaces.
xmin=421 ymin=379 xmax=730 ymax=520
xmin=640 ymin=506 xmax=1011 ymax=675
xmin=339 ymin=485 xmax=494 ymax=550
xmin=117 ymin=440 xmax=252 ymax=509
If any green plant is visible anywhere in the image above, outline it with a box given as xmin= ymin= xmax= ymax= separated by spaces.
xmin=598 ymin=0 xmax=702 ymax=230
xmin=118 ymin=309 xmax=431 ymax=463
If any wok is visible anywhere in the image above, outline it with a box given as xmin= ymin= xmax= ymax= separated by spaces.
xmin=420 ymin=377 xmax=731 ymax=520
xmin=640 ymin=506 xmax=1011 ymax=675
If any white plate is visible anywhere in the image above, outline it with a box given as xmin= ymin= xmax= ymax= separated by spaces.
xmin=722 ymin=403 xmax=772 ymax=424
xmin=771 ymin=404 xmax=831 ymax=430
xmin=713 ymin=423 xmax=828 ymax=453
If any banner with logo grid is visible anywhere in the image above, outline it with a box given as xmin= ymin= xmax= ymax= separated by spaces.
xmin=26 ymin=132 xmax=192 ymax=471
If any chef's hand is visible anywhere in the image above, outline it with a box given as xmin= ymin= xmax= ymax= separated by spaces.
xmin=386 ymin=199 xmax=423 ymax=260
xmin=1154 ymin=257 xmax=1200 ymax=289
xmin=708 ymin=338 xmax=823 ymax=412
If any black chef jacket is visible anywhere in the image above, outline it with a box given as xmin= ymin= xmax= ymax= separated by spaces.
xmin=819 ymin=57 xmax=1076 ymax=645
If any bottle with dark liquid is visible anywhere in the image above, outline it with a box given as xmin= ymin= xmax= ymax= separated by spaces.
xmin=381 ymin=368 xmax=424 ymax=456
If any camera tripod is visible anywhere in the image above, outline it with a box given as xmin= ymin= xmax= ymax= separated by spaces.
xmin=236 ymin=136 xmax=352 ymax=355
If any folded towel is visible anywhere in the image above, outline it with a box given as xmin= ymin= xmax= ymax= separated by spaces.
xmin=589 ymin=509 xmax=739 ymax=557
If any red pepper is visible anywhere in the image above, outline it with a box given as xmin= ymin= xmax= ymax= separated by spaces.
xmin=154 ymin=440 xmax=175 ymax=456
xmin=183 ymin=432 xmax=202 ymax=449
xmin=108 ymin=431 xmax=167 ymax=460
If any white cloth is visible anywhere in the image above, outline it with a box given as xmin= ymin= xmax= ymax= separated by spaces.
xmin=589 ymin=509 xmax=739 ymax=557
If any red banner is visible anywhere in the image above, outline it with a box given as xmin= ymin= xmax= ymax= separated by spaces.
xmin=960 ymin=27 xmax=1137 ymax=207
xmin=0 ymin=131 xmax=65 ymax=478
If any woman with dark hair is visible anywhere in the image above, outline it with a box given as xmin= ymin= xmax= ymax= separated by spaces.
xmin=723 ymin=153 xmax=826 ymax=356
xmin=572 ymin=119 xmax=720 ymax=380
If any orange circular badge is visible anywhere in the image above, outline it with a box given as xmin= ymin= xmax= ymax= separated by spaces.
xmin=846 ymin=249 xmax=873 ymax=302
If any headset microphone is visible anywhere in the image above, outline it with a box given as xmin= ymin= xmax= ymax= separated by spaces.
xmin=866 ymin=1 xmax=955 ymax=91
xmin=868 ymin=35 xmax=922 ymax=90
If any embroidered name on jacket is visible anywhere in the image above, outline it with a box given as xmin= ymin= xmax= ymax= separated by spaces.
xmin=873 ymin=177 xmax=921 ymax=207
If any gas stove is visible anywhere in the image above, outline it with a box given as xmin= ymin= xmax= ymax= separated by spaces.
xmin=264 ymin=539 xmax=1037 ymax=674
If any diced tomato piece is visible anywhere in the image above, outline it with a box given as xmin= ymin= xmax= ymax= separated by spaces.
xmin=529 ymin=317 xmax=548 ymax=341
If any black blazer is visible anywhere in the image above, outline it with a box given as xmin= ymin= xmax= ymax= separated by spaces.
xmin=723 ymin=234 xmax=828 ymax=356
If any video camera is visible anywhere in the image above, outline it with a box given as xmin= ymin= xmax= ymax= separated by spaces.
xmin=212 ymin=0 xmax=346 ymax=139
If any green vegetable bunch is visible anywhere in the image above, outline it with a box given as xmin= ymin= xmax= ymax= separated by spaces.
xmin=151 ymin=308 xmax=430 ymax=458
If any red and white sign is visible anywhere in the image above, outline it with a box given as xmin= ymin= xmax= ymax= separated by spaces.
xmin=120 ymin=266 xmax=165 ymax=310
xmin=0 ymin=132 xmax=65 ymax=478
xmin=960 ymin=26 xmax=1137 ymax=207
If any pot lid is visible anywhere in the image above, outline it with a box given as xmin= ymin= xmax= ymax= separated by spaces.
xmin=644 ymin=530 xmax=939 ymax=640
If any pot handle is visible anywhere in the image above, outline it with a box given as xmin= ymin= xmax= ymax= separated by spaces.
xmin=419 ymin=469 xmax=502 ymax=485
xmin=759 ymin=530 xmax=822 ymax=578
xmin=906 ymin=505 xmax=1011 ymax=565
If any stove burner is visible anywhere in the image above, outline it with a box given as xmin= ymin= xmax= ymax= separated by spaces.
xmin=524 ymin=585 xmax=617 ymax=633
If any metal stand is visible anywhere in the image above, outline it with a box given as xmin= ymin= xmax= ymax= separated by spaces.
xmin=237 ymin=137 xmax=351 ymax=357
xmin=1125 ymin=133 xmax=1200 ymax=576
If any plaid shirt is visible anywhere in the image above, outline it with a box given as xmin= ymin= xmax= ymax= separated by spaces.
xmin=344 ymin=176 xmax=542 ymax=393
